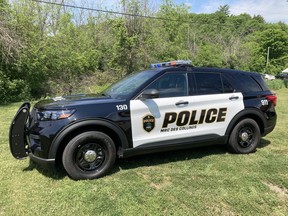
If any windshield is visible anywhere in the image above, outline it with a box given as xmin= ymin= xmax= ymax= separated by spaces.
xmin=104 ymin=70 xmax=155 ymax=99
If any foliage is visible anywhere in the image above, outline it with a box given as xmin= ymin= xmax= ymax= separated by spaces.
xmin=266 ymin=79 xmax=288 ymax=90
xmin=250 ymin=24 xmax=288 ymax=74
xmin=0 ymin=70 xmax=30 ymax=103
xmin=0 ymin=0 xmax=288 ymax=102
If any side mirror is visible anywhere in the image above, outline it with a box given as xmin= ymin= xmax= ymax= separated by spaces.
xmin=140 ymin=89 xmax=159 ymax=99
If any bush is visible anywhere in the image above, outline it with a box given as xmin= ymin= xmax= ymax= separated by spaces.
xmin=45 ymin=71 xmax=117 ymax=97
xmin=266 ymin=79 xmax=288 ymax=90
xmin=0 ymin=70 xmax=31 ymax=103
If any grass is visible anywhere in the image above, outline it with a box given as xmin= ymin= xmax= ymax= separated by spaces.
xmin=0 ymin=89 xmax=288 ymax=215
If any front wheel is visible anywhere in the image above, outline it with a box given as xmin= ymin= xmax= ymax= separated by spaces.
xmin=228 ymin=118 xmax=261 ymax=154
xmin=62 ymin=131 xmax=116 ymax=180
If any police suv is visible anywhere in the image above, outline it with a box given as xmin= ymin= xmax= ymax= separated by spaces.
xmin=10 ymin=60 xmax=277 ymax=180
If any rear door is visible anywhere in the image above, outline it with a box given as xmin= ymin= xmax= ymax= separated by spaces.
xmin=130 ymin=71 xmax=244 ymax=148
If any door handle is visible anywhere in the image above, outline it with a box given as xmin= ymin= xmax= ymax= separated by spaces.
xmin=175 ymin=101 xmax=189 ymax=106
xmin=229 ymin=96 xmax=239 ymax=100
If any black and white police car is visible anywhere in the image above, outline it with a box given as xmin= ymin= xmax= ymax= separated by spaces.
xmin=10 ymin=60 xmax=277 ymax=180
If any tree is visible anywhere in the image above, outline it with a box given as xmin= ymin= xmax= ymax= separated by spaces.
xmin=1 ymin=0 xmax=288 ymax=103
xmin=0 ymin=0 xmax=22 ymax=64
xmin=248 ymin=25 xmax=288 ymax=74
xmin=155 ymin=0 xmax=191 ymax=61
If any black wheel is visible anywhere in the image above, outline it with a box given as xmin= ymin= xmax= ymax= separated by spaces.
xmin=228 ymin=118 xmax=260 ymax=154
xmin=62 ymin=131 xmax=116 ymax=180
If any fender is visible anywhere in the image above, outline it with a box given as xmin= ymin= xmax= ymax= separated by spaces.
xmin=48 ymin=118 xmax=129 ymax=159
xmin=225 ymin=108 xmax=267 ymax=136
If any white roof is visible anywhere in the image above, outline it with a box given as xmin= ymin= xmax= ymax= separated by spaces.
xmin=282 ymin=68 xmax=288 ymax=73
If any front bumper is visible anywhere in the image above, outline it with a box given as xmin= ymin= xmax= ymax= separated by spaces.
xmin=29 ymin=153 xmax=55 ymax=167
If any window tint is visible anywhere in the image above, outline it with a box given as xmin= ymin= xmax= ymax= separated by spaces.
xmin=146 ymin=72 xmax=188 ymax=98
xmin=194 ymin=73 xmax=223 ymax=95
xmin=222 ymin=76 xmax=235 ymax=93
xmin=235 ymin=74 xmax=262 ymax=92
xmin=225 ymin=73 xmax=262 ymax=92
xmin=252 ymin=75 xmax=269 ymax=91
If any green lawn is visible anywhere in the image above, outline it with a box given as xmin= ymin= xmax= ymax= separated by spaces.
xmin=0 ymin=89 xmax=287 ymax=215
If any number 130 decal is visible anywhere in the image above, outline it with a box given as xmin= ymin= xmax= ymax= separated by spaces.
xmin=116 ymin=104 xmax=128 ymax=111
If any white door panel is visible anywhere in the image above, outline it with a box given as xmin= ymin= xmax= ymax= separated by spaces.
xmin=130 ymin=93 xmax=244 ymax=148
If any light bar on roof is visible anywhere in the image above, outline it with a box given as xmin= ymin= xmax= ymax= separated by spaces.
xmin=150 ymin=60 xmax=192 ymax=68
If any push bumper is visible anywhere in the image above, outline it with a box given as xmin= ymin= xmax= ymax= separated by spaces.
xmin=9 ymin=103 xmax=56 ymax=167
xmin=9 ymin=103 xmax=31 ymax=159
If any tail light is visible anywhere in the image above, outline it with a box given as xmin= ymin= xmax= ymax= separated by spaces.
xmin=266 ymin=95 xmax=277 ymax=107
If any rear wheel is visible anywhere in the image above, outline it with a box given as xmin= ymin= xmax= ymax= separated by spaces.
xmin=62 ymin=131 xmax=116 ymax=180
xmin=228 ymin=118 xmax=260 ymax=154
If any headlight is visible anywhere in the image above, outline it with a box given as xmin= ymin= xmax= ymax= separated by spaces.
xmin=37 ymin=109 xmax=75 ymax=121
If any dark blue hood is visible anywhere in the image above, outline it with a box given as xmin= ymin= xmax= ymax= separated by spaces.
xmin=34 ymin=94 xmax=118 ymax=110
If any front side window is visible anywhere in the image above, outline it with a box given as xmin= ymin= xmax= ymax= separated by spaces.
xmin=145 ymin=72 xmax=188 ymax=98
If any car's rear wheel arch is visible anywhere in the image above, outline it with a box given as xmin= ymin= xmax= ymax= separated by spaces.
xmin=226 ymin=109 xmax=266 ymax=138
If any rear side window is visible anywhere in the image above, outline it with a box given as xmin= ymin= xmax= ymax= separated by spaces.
xmin=240 ymin=74 xmax=262 ymax=92
xmin=193 ymin=73 xmax=223 ymax=95
xmin=253 ymin=75 xmax=270 ymax=91
xmin=224 ymin=72 xmax=264 ymax=92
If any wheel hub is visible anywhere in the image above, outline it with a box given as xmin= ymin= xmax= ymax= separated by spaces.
xmin=84 ymin=150 xmax=97 ymax=162
xmin=240 ymin=132 xmax=249 ymax=142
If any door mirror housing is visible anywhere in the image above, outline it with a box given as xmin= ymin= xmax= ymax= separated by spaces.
xmin=140 ymin=89 xmax=159 ymax=99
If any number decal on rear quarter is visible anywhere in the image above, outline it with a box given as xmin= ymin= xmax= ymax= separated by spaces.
xmin=261 ymin=100 xmax=268 ymax=106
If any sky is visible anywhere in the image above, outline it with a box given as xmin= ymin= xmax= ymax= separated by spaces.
xmin=99 ymin=0 xmax=288 ymax=23
xmin=172 ymin=0 xmax=288 ymax=23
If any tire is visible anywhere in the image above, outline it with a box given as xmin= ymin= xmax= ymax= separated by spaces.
xmin=62 ymin=131 xmax=116 ymax=180
xmin=228 ymin=118 xmax=260 ymax=154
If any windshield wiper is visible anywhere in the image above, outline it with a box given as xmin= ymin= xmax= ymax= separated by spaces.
xmin=101 ymin=93 xmax=111 ymax=97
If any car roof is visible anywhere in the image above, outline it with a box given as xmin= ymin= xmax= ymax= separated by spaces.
xmin=149 ymin=65 xmax=260 ymax=77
